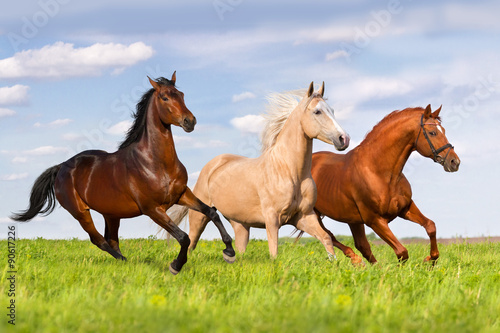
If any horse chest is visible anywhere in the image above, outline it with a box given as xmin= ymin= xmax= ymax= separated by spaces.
xmin=275 ymin=179 xmax=315 ymax=221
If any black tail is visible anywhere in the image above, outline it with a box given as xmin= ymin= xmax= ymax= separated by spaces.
xmin=10 ymin=165 xmax=61 ymax=222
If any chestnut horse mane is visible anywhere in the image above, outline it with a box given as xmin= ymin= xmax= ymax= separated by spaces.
xmin=363 ymin=106 xmax=441 ymax=143
xmin=118 ymin=77 xmax=175 ymax=150
xmin=260 ymin=89 xmax=309 ymax=153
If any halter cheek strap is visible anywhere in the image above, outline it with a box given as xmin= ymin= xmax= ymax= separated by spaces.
xmin=416 ymin=114 xmax=454 ymax=165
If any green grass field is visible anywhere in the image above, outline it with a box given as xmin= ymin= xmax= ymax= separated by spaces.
xmin=1 ymin=237 xmax=499 ymax=333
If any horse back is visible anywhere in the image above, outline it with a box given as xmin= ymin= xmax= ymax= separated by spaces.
xmin=56 ymin=150 xmax=142 ymax=217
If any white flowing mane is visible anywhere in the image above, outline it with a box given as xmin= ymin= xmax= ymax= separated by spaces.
xmin=260 ymin=90 xmax=306 ymax=152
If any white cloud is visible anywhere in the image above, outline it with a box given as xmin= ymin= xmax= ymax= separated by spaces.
xmin=107 ymin=120 xmax=133 ymax=135
xmin=0 ymin=42 xmax=154 ymax=79
xmin=34 ymin=118 xmax=73 ymax=128
xmin=173 ymin=135 xmax=229 ymax=149
xmin=325 ymin=50 xmax=349 ymax=61
xmin=230 ymin=114 xmax=266 ymax=134
xmin=332 ymin=77 xmax=414 ymax=106
xmin=232 ymin=92 xmax=256 ymax=103
xmin=24 ymin=146 xmax=69 ymax=156
xmin=12 ymin=156 xmax=27 ymax=163
xmin=0 ymin=108 xmax=16 ymax=117
xmin=189 ymin=170 xmax=200 ymax=181
xmin=0 ymin=85 xmax=30 ymax=105
xmin=0 ymin=173 xmax=28 ymax=181
xmin=61 ymin=132 xmax=84 ymax=141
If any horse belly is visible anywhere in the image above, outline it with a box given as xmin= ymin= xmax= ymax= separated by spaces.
xmin=70 ymin=156 xmax=142 ymax=218
xmin=314 ymin=177 xmax=362 ymax=223
xmin=202 ymin=155 xmax=264 ymax=224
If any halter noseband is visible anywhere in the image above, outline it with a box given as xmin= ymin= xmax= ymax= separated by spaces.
xmin=415 ymin=114 xmax=453 ymax=165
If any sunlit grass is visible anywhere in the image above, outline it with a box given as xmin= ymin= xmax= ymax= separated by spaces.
xmin=1 ymin=238 xmax=499 ymax=332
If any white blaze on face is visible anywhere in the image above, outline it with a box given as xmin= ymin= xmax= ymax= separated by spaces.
xmin=437 ymin=124 xmax=444 ymax=134
xmin=315 ymin=100 xmax=345 ymax=136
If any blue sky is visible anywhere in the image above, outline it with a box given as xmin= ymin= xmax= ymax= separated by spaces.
xmin=1 ymin=0 xmax=499 ymax=241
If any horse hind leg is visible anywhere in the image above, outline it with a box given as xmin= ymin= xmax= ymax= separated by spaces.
xmin=55 ymin=179 xmax=123 ymax=260
xmin=73 ymin=210 xmax=124 ymax=260
xmin=104 ymin=217 xmax=126 ymax=261
xmin=349 ymin=223 xmax=377 ymax=264
xmin=317 ymin=220 xmax=364 ymax=266
xmin=187 ymin=209 xmax=210 ymax=253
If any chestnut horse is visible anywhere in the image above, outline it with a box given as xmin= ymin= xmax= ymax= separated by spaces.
xmin=307 ymin=105 xmax=460 ymax=264
xmin=11 ymin=72 xmax=235 ymax=274
xmin=166 ymin=82 xmax=350 ymax=258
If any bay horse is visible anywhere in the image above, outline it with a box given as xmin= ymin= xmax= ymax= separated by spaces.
xmin=307 ymin=105 xmax=460 ymax=264
xmin=167 ymin=82 xmax=350 ymax=258
xmin=11 ymin=72 xmax=235 ymax=275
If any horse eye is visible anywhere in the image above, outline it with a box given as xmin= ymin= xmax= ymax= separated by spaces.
xmin=161 ymin=96 xmax=168 ymax=102
xmin=429 ymin=131 xmax=436 ymax=136
xmin=314 ymin=110 xmax=322 ymax=115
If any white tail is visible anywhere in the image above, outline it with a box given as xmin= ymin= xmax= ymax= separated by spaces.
xmin=168 ymin=204 xmax=189 ymax=225
xmin=156 ymin=204 xmax=189 ymax=238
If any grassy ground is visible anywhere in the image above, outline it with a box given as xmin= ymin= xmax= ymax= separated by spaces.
xmin=1 ymin=237 xmax=499 ymax=333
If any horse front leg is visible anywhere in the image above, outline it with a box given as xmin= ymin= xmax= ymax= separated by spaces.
xmin=400 ymin=200 xmax=439 ymax=263
xmin=178 ymin=187 xmax=236 ymax=263
xmin=146 ymin=206 xmax=190 ymax=275
xmin=316 ymin=217 xmax=364 ymax=265
xmin=264 ymin=213 xmax=280 ymax=259
xmin=293 ymin=212 xmax=337 ymax=260
xmin=368 ymin=217 xmax=409 ymax=262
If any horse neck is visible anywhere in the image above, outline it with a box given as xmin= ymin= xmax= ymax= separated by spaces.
xmin=357 ymin=114 xmax=419 ymax=179
xmin=268 ymin=108 xmax=313 ymax=179
xmin=137 ymin=98 xmax=179 ymax=167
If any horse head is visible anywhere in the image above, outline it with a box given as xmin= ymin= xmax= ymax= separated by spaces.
xmin=300 ymin=81 xmax=350 ymax=151
xmin=148 ymin=72 xmax=196 ymax=132
xmin=415 ymin=104 xmax=460 ymax=172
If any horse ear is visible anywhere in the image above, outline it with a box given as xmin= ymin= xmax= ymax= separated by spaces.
xmin=307 ymin=81 xmax=314 ymax=97
xmin=171 ymin=71 xmax=177 ymax=85
xmin=423 ymin=104 xmax=432 ymax=119
xmin=318 ymin=81 xmax=325 ymax=97
xmin=148 ymin=76 xmax=160 ymax=91
xmin=432 ymin=105 xmax=442 ymax=118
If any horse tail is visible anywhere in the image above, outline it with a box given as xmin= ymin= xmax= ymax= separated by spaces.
xmin=10 ymin=165 xmax=61 ymax=222
xmin=292 ymin=229 xmax=306 ymax=244
xmin=167 ymin=204 xmax=189 ymax=226
xmin=157 ymin=204 xmax=189 ymax=239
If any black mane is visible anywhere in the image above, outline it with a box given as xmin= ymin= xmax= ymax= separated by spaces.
xmin=118 ymin=77 xmax=175 ymax=150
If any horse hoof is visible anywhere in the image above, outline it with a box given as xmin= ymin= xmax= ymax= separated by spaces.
xmin=223 ymin=252 xmax=236 ymax=264
xmin=169 ymin=263 xmax=180 ymax=275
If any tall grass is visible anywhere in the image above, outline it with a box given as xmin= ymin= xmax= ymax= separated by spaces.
xmin=1 ymin=237 xmax=499 ymax=333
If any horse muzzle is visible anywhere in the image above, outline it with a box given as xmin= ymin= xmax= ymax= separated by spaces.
xmin=442 ymin=155 xmax=460 ymax=172
xmin=334 ymin=133 xmax=350 ymax=151
xmin=181 ymin=116 xmax=197 ymax=133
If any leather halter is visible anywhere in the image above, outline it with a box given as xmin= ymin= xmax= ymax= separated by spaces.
xmin=415 ymin=114 xmax=453 ymax=165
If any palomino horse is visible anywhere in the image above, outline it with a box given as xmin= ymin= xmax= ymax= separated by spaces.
xmin=307 ymin=105 xmax=460 ymax=264
xmin=167 ymin=82 xmax=350 ymax=258
xmin=12 ymin=72 xmax=235 ymax=275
